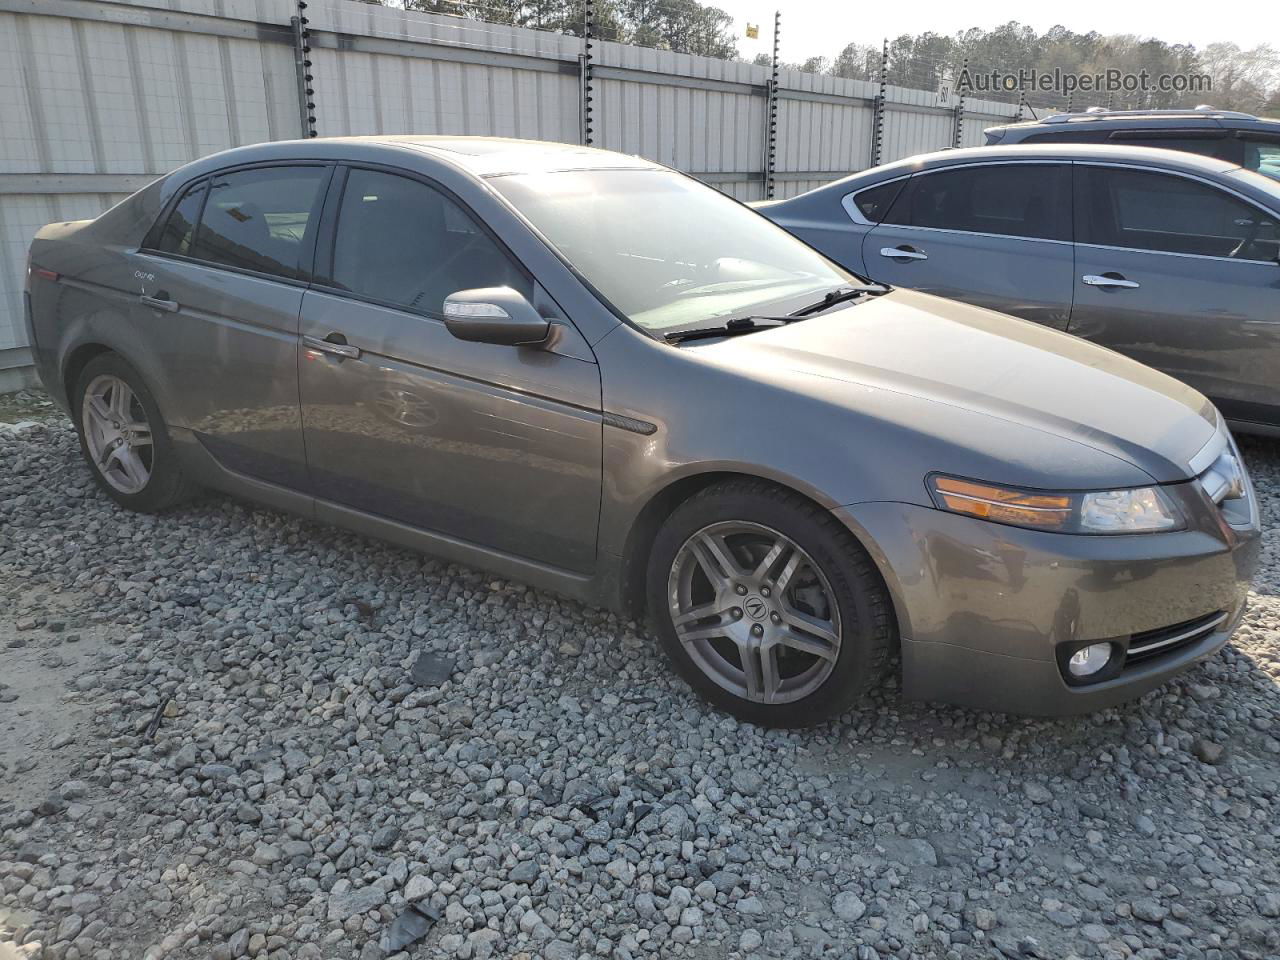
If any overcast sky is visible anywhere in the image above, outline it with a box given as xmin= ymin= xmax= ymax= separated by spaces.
xmin=720 ymin=0 xmax=1278 ymax=66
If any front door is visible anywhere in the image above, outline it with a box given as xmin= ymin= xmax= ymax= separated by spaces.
xmin=298 ymin=166 xmax=603 ymax=572
xmin=1069 ymin=163 xmax=1280 ymax=427
xmin=132 ymin=163 xmax=331 ymax=487
xmin=862 ymin=161 xmax=1076 ymax=330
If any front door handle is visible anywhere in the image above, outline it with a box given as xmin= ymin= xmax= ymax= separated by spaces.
xmin=139 ymin=293 xmax=179 ymax=313
xmin=879 ymin=246 xmax=928 ymax=261
xmin=1082 ymin=273 xmax=1140 ymax=289
xmin=304 ymin=334 xmax=361 ymax=360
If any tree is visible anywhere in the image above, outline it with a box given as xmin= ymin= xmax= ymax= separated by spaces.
xmin=820 ymin=23 xmax=1279 ymax=112
xmin=390 ymin=0 xmax=737 ymax=58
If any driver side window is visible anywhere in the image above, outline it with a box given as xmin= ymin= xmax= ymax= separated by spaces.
xmin=328 ymin=168 xmax=531 ymax=315
xmin=1077 ymin=166 xmax=1279 ymax=262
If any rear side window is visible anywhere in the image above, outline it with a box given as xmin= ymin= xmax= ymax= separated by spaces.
xmin=1077 ymin=166 xmax=1279 ymax=261
xmin=886 ymin=164 xmax=1071 ymax=241
xmin=850 ymin=180 xmax=906 ymax=223
xmin=327 ymin=168 xmax=531 ymax=315
xmin=153 ymin=182 xmax=206 ymax=256
xmin=189 ymin=166 xmax=328 ymax=280
xmin=1105 ymin=133 xmax=1236 ymax=163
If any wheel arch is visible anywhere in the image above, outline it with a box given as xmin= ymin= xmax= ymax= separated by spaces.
xmin=62 ymin=342 xmax=115 ymax=408
xmin=615 ymin=469 xmax=898 ymax=635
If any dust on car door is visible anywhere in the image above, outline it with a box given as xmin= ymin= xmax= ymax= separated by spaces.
xmin=298 ymin=165 xmax=603 ymax=571
xmin=132 ymin=163 xmax=332 ymax=487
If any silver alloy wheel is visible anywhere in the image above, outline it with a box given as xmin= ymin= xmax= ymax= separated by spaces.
xmin=81 ymin=374 xmax=153 ymax=495
xmin=667 ymin=520 xmax=842 ymax=704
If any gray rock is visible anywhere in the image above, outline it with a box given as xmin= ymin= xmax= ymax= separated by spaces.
xmin=1192 ymin=738 xmax=1229 ymax=765
xmin=1132 ymin=898 xmax=1168 ymax=923
xmin=731 ymin=769 xmax=764 ymax=797
xmin=832 ymin=891 xmax=866 ymax=923
xmin=1022 ymin=781 xmax=1052 ymax=804
xmin=327 ymin=881 xmax=387 ymax=921
xmin=880 ymin=837 xmax=939 ymax=867
xmin=509 ymin=859 xmax=539 ymax=885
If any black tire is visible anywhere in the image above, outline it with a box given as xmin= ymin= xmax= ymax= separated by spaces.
xmin=72 ymin=353 xmax=198 ymax=512
xmin=646 ymin=479 xmax=895 ymax=727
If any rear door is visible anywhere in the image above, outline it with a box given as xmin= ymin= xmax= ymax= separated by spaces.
xmin=1069 ymin=163 xmax=1280 ymax=426
xmin=298 ymin=165 xmax=602 ymax=572
xmin=861 ymin=161 xmax=1075 ymax=329
xmin=133 ymin=163 xmax=331 ymax=487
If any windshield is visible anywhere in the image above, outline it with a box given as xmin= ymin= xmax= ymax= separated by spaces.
xmin=490 ymin=169 xmax=857 ymax=333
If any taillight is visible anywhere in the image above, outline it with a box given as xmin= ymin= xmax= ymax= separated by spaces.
xmin=27 ymin=251 xmax=58 ymax=289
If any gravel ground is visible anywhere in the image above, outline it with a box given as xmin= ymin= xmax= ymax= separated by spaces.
xmin=2 ymin=394 xmax=1279 ymax=960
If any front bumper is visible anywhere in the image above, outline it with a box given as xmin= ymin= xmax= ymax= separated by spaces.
xmin=836 ymin=495 xmax=1260 ymax=716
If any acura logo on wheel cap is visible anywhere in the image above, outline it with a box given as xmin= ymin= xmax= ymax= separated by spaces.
xmin=744 ymin=597 xmax=768 ymax=621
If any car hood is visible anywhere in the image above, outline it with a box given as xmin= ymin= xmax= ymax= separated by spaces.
xmin=696 ymin=289 xmax=1217 ymax=486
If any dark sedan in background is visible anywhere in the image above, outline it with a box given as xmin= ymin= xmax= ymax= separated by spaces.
xmin=756 ymin=143 xmax=1280 ymax=434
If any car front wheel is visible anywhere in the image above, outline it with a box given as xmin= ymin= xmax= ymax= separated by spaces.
xmin=646 ymin=479 xmax=895 ymax=727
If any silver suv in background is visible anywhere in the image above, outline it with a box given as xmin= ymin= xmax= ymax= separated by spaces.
xmin=756 ymin=143 xmax=1280 ymax=434
xmin=985 ymin=108 xmax=1280 ymax=180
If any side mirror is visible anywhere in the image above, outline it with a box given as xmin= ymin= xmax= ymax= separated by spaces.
xmin=442 ymin=287 xmax=550 ymax=346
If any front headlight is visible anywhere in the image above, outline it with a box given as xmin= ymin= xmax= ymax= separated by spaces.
xmin=928 ymin=474 xmax=1183 ymax=534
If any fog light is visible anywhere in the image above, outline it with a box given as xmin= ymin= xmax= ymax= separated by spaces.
xmin=1068 ymin=642 xmax=1113 ymax=678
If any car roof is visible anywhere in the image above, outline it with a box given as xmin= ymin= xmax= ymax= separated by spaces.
xmin=987 ymin=110 xmax=1280 ymax=137
xmin=983 ymin=108 xmax=1274 ymax=129
xmin=164 ymin=135 xmax=664 ymax=183
xmin=808 ymin=142 xmax=1242 ymax=193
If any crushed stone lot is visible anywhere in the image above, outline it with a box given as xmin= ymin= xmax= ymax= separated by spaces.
xmin=1 ymin=398 xmax=1279 ymax=960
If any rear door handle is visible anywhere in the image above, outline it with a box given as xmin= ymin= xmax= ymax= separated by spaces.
xmin=1082 ymin=274 xmax=1140 ymax=289
xmin=139 ymin=293 xmax=179 ymax=312
xmin=879 ymin=246 xmax=928 ymax=261
xmin=304 ymin=334 xmax=361 ymax=360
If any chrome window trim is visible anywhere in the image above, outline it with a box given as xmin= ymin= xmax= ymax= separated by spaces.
xmin=842 ymin=159 xmax=1073 ymax=242
xmin=1073 ymin=240 xmax=1280 ymax=264
xmin=866 ymin=223 xmax=1074 ymax=247
xmin=841 ymin=173 xmax=911 ymax=226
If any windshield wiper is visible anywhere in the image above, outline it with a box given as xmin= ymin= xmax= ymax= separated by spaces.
xmin=663 ymin=315 xmax=793 ymax=344
xmin=789 ymin=284 xmax=889 ymax=317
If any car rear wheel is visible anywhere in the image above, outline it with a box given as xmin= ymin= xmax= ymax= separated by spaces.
xmin=646 ymin=479 xmax=895 ymax=727
xmin=74 ymin=353 xmax=197 ymax=512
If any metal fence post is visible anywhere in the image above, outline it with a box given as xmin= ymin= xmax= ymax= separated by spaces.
xmin=763 ymin=11 xmax=780 ymax=199
xmin=871 ymin=38 xmax=888 ymax=166
xmin=291 ymin=2 xmax=317 ymax=138
xmin=578 ymin=0 xmax=594 ymax=145
xmin=952 ymin=57 xmax=967 ymax=148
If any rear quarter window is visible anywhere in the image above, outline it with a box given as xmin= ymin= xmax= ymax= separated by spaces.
xmin=850 ymin=180 xmax=907 ymax=223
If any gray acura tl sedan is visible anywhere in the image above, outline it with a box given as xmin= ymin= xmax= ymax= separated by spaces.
xmin=756 ymin=143 xmax=1280 ymax=435
xmin=25 ymin=137 xmax=1260 ymax=726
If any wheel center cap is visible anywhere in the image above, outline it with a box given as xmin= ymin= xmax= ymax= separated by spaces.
xmin=743 ymin=595 xmax=769 ymax=621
